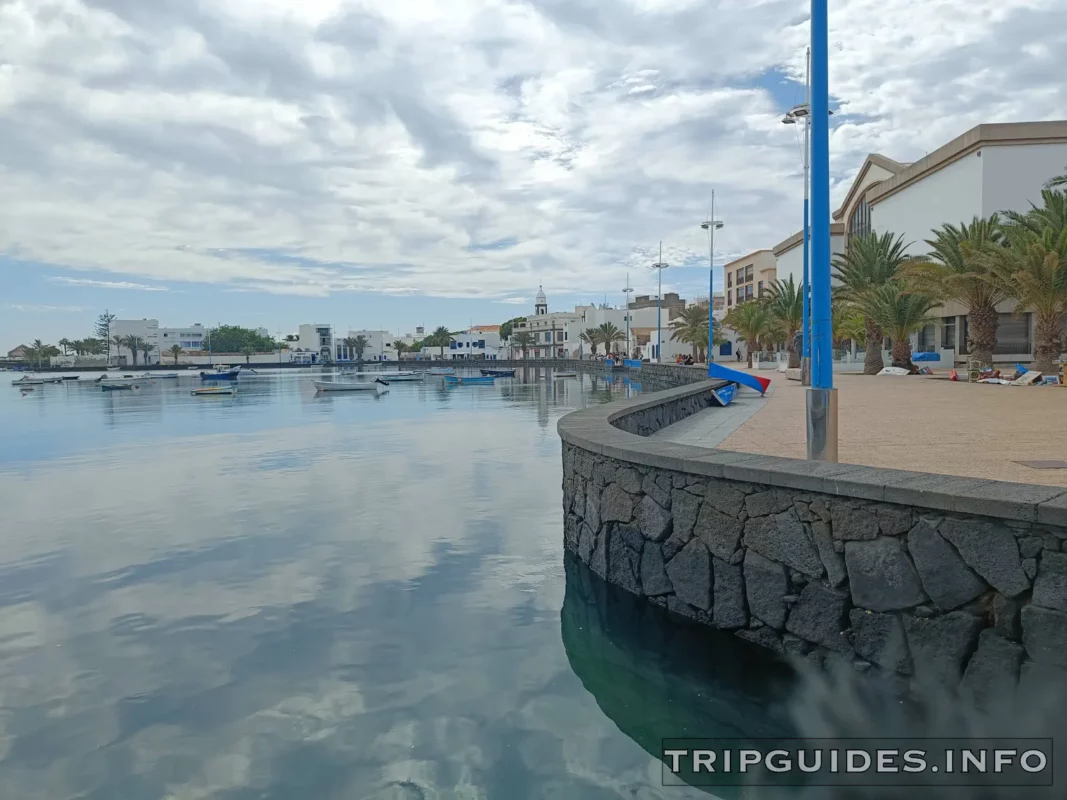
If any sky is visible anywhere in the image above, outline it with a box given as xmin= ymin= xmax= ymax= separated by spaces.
xmin=1 ymin=0 xmax=1065 ymax=346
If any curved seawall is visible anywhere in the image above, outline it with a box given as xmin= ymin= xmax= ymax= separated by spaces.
xmin=557 ymin=379 xmax=1067 ymax=693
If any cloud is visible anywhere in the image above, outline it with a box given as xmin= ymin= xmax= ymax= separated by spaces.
xmin=7 ymin=303 xmax=86 ymax=312
xmin=47 ymin=277 xmax=171 ymax=291
xmin=0 ymin=0 xmax=1063 ymax=306
xmin=494 ymin=297 xmax=530 ymax=305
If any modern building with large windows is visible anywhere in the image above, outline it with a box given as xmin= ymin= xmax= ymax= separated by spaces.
xmin=724 ymin=249 xmax=777 ymax=310
xmin=772 ymin=120 xmax=1067 ymax=366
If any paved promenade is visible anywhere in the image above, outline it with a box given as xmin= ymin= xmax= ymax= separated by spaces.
xmin=662 ymin=370 xmax=1067 ymax=488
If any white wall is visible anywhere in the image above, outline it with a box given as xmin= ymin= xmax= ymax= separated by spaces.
xmin=870 ymin=155 xmax=983 ymax=257
xmin=111 ymin=319 xmax=160 ymax=364
xmin=981 ymin=143 xmax=1067 ymax=217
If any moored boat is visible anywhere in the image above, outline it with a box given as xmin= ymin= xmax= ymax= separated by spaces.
xmin=94 ymin=375 xmax=144 ymax=385
xmin=11 ymin=375 xmax=64 ymax=385
xmin=101 ymin=382 xmax=138 ymax=390
xmin=142 ymin=372 xmax=179 ymax=379
xmin=480 ymin=368 xmax=515 ymax=377
xmin=200 ymin=369 xmax=240 ymax=381
xmin=444 ymin=375 xmax=494 ymax=385
xmin=554 ymin=372 xmax=578 ymax=378
xmin=311 ymin=379 xmax=387 ymax=392
xmin=191 ymin=386 xmax=238 ymax=396
xmin=61 ymin=375 xmax=80 ymax=381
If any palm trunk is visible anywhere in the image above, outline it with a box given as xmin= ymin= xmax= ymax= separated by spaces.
xmin=967 ymin=304 xmax=999 ymax=369
xmin=1033 ymin=311 xmax=1062 ymax=376
xmin=890 ymin=338 xmax=914 ymax=371
xmin=130 ymin=350 xmax=138 ymax=367
xmin=863 ymin=319 xmax=884 ymax=375
xmin=746 ymin=338 xmax=756 ymax=368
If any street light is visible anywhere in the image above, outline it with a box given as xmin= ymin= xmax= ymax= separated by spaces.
xmin=808 ymin=0 xmax=837 ymax=462
xmin=622 ymin=273 xmax=634 ymax=359
xmin=650 ymin=241 xmax=669 ymax=363
xmin=701 ymin=190 xmax=724 ymax=364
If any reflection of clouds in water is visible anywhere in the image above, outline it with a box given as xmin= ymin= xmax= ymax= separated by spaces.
xmin=0 ymin=397 xmax=702 ymax=798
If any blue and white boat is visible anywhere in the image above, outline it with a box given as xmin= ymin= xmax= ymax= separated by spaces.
xmin=200 ymin=367 xmax=240 ymax=381
xmin=444 ymin=375 xmax=494 ymax=385
xmin=709 ymin=383 xmax=737 ymax=407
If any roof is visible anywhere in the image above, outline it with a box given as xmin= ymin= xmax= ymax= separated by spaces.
xmin=535 ymin=285 xmax=547 ymax=303
xmin=867 ymin=120 xmax=1067 ymax=207
xmin=722 ymin=249 xmax=773 ymax=269
xmin=772 ymin=223 xmax=846 ymax=257
xmin=832 ymin=154 xmax=909 ymax=221
xmin=470 ymin=325 xmax=500 ymax=333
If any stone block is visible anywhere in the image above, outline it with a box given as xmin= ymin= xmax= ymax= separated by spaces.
xmin=809 ymin=498 xmax=832 ymax=523
xmin=642 ymin=474 xmax=671 ymax=509
xmin=993 ymin=594 xmax=1022 ymax=640
xmin=564 ymin=513 xmax=580 ymax=553
xmin=876 ymin=504 xmax=914 ymax=537
xmin=785 ymin=584 xmax=852 ymax=652
xmin=1018 ymin=536 xmax=1043 ymax=559
xmin=743 ymin=509 xmax=824 ymax=577
xmin=572 ymin=480 xmax=586 ymax=519
xmin=592 ymin=460 xmax=616 ymax=487
xmin=665 ymin=539 xmax=712 ymax=611
xmin=845 ymin=537 xmax=928 ymax=612
xmin=615 ymin=467 xmax=643 ymax=494
xmin=960 ymin=629 xmax=1024 ymax=707
xmin=608 ymin=525 xmax=643 ymax=595
xmin=811 ymin=521 xmax=847 ymax=587
xmin=713 ymin=557 xmax=747 ymax=629
xmin=584 ymin=486 xmax=601 ymax=533
xmin=905 ymin=611 xmax=983 ymax=685
xmin=694 ymin=503 xmax=744 ymax=562
xmin=1032 ymin=551 xmax=1067 ymax=612
xmin=704 ymin=480 xmax=746 ymax=517
xmin=735 ymin=627 xmax=784 ymax=653
xmin=940 ymin=518 xmax=1030 ymax=598
xmin=745 ymin=490 xmax=780 ymax=518
xmin=1021 ymin=605 xmax=1067 ymax=666
xmin=577 ymin=523 xmax=596 ymax=563
xmin=831 ymin=502 xmax=880 ymax=541
xmin=1023 ymin=558 xmax=1037 ymax=580
xmin=744 ymin=550 xmax=789 ymax=630
xmin=590 ymin=526 xmax=609 ymax=578
xmin=600 ymin=483 xmax=634 ymax=524
xmin=850 ymin=609 xmax=910 ymax=673
xmin=671 ymin=489 xmax=702 ymax=540
xmin=635 ymin=495 xmax=672 ymax=542
xmin=906 ymin=520 xmax=988 ymax=610
xmin=661 ymin=530 xmax=691 ymax=562
xmin=640 ymin=544 xmax=673 ymax=597
xmin=795 ymin=501 xmax=814 ymax=523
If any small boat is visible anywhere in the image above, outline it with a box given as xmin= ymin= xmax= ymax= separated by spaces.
xmin=192 ymin=386 xmax=237 ymax=396
xmin=11 ymin=375 xmax=64 ymax=385
xmin=444 ymin=375 xmax=494 ymax=385
xmin=554 ymin=372 xmax=578 ymax=378
xmin=709 ymin=384 xmax=737 ymax=407
xmin=61 ymin=375 xmax=80 ymax=381
xmin=480 ymin=368 xmax=515 ymax=377
xmin=142 ymin=372 xmax=179 ymax=379
xmin=94 ymin=375 xmax=144 ymax=385
xmin=311 ymin=378 xmax=388 ymax=392
xmin=200 ymin=369 xmax=240 ymax=381
xmin=101 ymin=382 xmax=138 ymax=390
xmin=427 ymin=367 xmax=455 ymax=375
xmin=374 ymin=372 xmax=423 ymax=382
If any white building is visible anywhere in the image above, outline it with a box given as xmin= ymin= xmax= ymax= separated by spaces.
xmin=772 ymin=224 xmax=845 ymax=291
xmin=444 ymin=328 xmax=504 ymax=360
xmin=772 ymin=120 xmax=1067 ymax=366
xmin=110 ymin=318 xmax=160 ymax=365
xmin=335 ymin=330 xmax=396 ymax=362
xmin=509 ymin=287 xmax=582 ymax=358
xmin=295 ymin=324 xmax=333 ymax=363
xmin=158 ymin=324 xmax=207 ymax=355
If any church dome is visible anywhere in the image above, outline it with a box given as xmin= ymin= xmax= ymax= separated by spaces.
xmin=535 ymin=285 xmax=547 ymax=304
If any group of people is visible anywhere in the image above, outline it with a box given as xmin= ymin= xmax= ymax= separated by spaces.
xmin=673 ymin=354 xmax=696 ymax=366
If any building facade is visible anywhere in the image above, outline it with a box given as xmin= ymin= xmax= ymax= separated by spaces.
xmin=629 ymin=292 xmax=685 ymax=320
xmin=296 ymin=324 xmax=333 ymax=363
xmin=110 ymin=318 xmax=160 ymax=365
xmin=510 ymin=287 xmax=582 ymax=358
xmin=158 ymin=324 xmax=207 ymax=354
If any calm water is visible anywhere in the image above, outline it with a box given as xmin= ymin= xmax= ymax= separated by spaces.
xmin=0 ymin=367 xmax=795 ymax=799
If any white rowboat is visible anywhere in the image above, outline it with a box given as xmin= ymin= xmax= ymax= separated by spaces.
xmin=192 ymin=386 xmax=237 ymax=396
xmin=11 ymin=376 xmax=65 ymax=385
xmin=312 ymin=379 xmax=387 ymax=392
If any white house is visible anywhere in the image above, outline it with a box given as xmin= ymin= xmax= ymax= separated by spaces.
xmin=335 ymin=330 xmax=396 ymax=362
xmin=509 ymin=287 xmax=582 ymax=358
xmin=158 ymin=324 xmax=207 ymax=355
xmin=295 ymin=324 xmax=333 ymax=363
xmin=444 ymin=329 xmax=504 ymax=360
xmin=110 ymin=318 xmax=160 ymax=365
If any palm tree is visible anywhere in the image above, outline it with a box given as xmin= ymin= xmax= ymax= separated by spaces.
xmin=723 ymin=301 xmax=774 ymax=368
xmin=110 ymin=335 xmax=126 ymax=365
xmin=902 ymin=215 xmax=1007 ymax=370
xmin=1046 ymin=170 xmax=1066 ymax=190
xmin=978 ymin=222 xmax=1067 ymax=375
xmin=241 ymin=345 xmax=255 ymax=364
xmin=668 ymin=305 xmax=710 ymax=361
xmin=596 ymin=323 xmax=623 ymax=354
xmin=760 ymin=276 xmax=804 ymax=368
xmin=84 ymin=338 xmax=104 ymax=355
xmin=58 ymin=338 xmax=73 ymax=356
xmin=393 ymin=340 xmax=407 ymax=359
xmin=140 ymin=340 xmax=154 ymax=366
xmin=428 ymin=326 xmax=453 ymax=360
xmin=832 ymin=298 xmax=867 ymax=355
xmin=168 ymin=344 xmax=184 ymax=365
xmin=1003 ymin=189 xmax=1067 ymax=243
xmin=832 ymin=232 xmax=916 ymax=374
xmin=343 ymin=335 xmax=369 ymax=361
xmin=121 ymin=335 xmax=145 ymax=367
xmin=580 ymin=328 xmax=600 ymax=356
xmin=854 ymin=282 xmax=941 ymax=371
xmin=512 ymin=331 xmax=534 ymax=359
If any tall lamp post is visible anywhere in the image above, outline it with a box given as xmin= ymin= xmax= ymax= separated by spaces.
xmin=622 ymin=273 xmax=634 ymax=358
xmin=701 ymin=191 xmax=724 ymax=364
xmin=651 ymin=241 xmax=669 ymax=363
xmin=808 ymin=0 xmax=837 ymax=462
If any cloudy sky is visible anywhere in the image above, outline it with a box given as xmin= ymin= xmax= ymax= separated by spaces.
xmin=1 ymin=0 xmax=1065 ymax=345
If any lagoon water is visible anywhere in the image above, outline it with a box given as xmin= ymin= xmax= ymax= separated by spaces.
xmin=0 ymin=367 xmax=795 ymax=799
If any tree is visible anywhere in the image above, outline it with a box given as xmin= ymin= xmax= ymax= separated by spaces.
xmin=427 ymin=326 xmax=453 ymax=359
xmin=202 ymin=326 xmax=276 ymax=353
xmin=168 ymin=344 xmax=184 ymax=365
xmin=579 ymin=328 xmax=600 ymax=356
xmin=901 ymin=215 xmax=1007 ymax=370
xmin=512 ymin=331 xmax=535 ymax=359
xmin=410 ymin=339 xmax=423 ymax=354
xmin=121 ymin=335 xmax=146 ymax=367
xmin=58 ymin=338 xmax=73 ymax=356
xmin=978 ymin=219 xmax=1067 ymax=375
xmin=140 ymin=340 xmax=154 ymax=366
xmin=241 ymin=345 xmax=255 ymax=364
xmin=597 ymin=323 xmax=623 ymax=354
xmin=1046 ymin=170 xmax=1067 ymax=190
xmin=832 ymin=299 xmax=867 ymax=353
xmin=854 ymin=282 xmax=941 ymax=371
xmin=343 ymin=335 xmax=369 ymax=361
xmin=832 ymin=232 xmax=916 ymax=374
xmin=285 ymin=333 xmax=298 ymax=342
xmin=96 ymin=310 xmax=116 ymax=362
xmin=723 ymin=302 xmax=774 ymax=368
xmin=760 ymin=276 xmax=804 ymax=368
xmin=669 ymin=305 xmax=710 ymax=362
xmin=111 ymin=335 xmax=126 ymax=364
xmin=393 ymin=340 xmax=408 ymax=358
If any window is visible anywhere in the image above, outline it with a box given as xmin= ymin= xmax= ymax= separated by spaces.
xmin=994 ymin=312 xmax=1032 ymax=354
xmin=757 ymin=281 xmax=764 ymax=298
xmin=848 ymin=197 xmax=871 ymax=241
xmin=544 ymin=332 xmax=551 ymax=342
xmin=745 ymin=285 xmax=753 ymax=300
xmin=450 ymin=341 xmax=457 ymax=349
xmin=727 ymin=289 xmax=732 ymax=306
xmin=564 ymin=332 xmax=568 ymax=341
xmin=942 ymin=316 xmax=956 ymax=350
xmin=727 ymin=273 xmax=732 ymax=288
xmin=745 ymin=265 xmax=753 ymax=282
xmin=478 ymin=340 xmax=485 ymax=348
xmin=917 ymin=325 xmax=936 ymax=352
xmin=736 ymin=268 xmax=743 ymax=284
